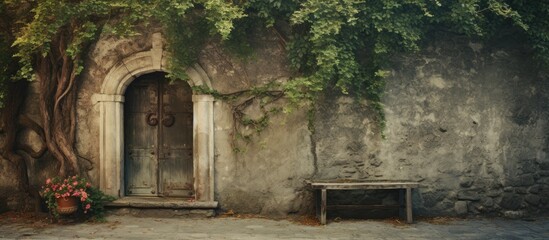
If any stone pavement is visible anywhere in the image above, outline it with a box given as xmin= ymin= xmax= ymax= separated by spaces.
xmin=0 ymin=214 xmax=548 ymax=240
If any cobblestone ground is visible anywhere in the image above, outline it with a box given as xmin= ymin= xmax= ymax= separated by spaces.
xmin=0 ymin=214 xmax=548 ymax=240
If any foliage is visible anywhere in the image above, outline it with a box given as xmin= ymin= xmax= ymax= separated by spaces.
xmin=6 ymin=0 xmax=245 ymax=83
xmin=4 ymin=0 xmax=549 ymax=114
xmin=244 ymin=0 xmax=547 ymax=131
xmin=0 ymin=1 xmax=22 ymax=107
xmin=40 ymin=176 xmax=115 ymax=220
xmin=163 ymin=12 xmax=210 ymax=80
xmin=0 ymin=34 xmax=12 ymax=107
xmin=151 ymin=0 xmax=245 ymax=80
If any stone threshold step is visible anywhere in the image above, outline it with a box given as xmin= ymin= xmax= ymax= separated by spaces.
xmin=106 ymin=197 xmax=218 ymax=209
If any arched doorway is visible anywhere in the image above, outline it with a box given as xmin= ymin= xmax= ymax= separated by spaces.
xmin=96 ymin=32 xmax=216 ymax=205
xmin=124 ymin=72 xmax=193 ymax=197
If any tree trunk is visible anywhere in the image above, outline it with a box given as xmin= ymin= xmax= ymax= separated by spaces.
xmin=36 ymin=30 xmax=80 ymax=177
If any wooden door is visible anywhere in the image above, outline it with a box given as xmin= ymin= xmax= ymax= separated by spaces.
xmin=124 ymin=72 xmax=193 ymax=197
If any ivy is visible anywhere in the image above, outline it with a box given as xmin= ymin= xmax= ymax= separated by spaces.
xmin=273 ymin=0 xmax=547 ymax=132
xmin=164 ymin=12 xmax=210 ymax=81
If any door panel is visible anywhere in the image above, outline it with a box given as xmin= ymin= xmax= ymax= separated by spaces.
xmin=159 ymin=81 xmax=194 ymax=197
xmin=124 ymin=73 xmax=193 ymax=197
xmin=125 ymin=148 xmax=157 ymax=195
xmin=125 ymin=78 xmax=158 ymax=196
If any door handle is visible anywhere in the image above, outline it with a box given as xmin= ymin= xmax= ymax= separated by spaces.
xmin=146 ymin=112 xmax=158 ymax=126
xmin=162 ymin=113 xmax=175 ymax=127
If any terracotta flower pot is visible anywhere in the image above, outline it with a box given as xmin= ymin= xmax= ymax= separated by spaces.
xmin=56 ymin=197 xmax=79 ymax=215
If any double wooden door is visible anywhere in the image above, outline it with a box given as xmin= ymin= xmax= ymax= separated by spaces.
xmin=124 ymin=72 xmax=193 ymax=197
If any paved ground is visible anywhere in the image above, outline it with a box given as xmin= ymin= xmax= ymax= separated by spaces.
xmin=0 ymin=214 xmax=548 ymax=239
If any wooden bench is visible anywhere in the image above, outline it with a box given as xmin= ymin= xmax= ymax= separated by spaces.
xmin=307 ymin=180 xmax=419 ymax=225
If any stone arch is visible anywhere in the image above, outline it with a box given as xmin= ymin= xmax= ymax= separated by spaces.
xmin=94 ymin=33 xmax=216 ymax=204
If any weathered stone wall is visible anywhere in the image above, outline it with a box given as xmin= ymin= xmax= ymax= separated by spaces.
xmin=204 ymin=32 xmax=549 ymax=217
xmin=313 ymin=34 xmax=549 ymax=217
xmin=198 ymin=31 xmax=315 ymax=216
xmin=1 ymin=28 xmax=548 ymax=218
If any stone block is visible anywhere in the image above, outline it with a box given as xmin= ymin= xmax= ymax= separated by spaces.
xmin=537 ymin=178 xmax=549 ymax=184
xmin=437 ymin=200 xmax=455 ymax=211
xmin=480 ymin=197 xmax=494 ymax=207
xmin=539 ymin=161 xmax=549 ymax=170
xmin=422 ymin=191 xmax=446 ymax=208
xmin=457 ymin=190 xmax=481 ymax=201
xmin=539 ymin=191 xmax=549 ymax=204
xmin=528 ymin=185 xmax=541 ymax=194
xmin=459 ymin=177 xmax=474 ymax=188
xmin=486 ymin=190 xmax=502 ymax=197
xmin=518 ymin=159 xmax=537 ymax=174
xmin=524 ymin=195 xmax=540 ymax=206
xmin=499 ymin=193 xmax=522 ymax=210
xmin=454 ymin=201 xmax=468 ymax=215
xmin=515 ymin=187 xmax=528 ymax=194
xmin=511 ymin=175 xmax=535 ymax=187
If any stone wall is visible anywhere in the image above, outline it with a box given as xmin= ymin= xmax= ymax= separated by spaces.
xmin=193 ymin=31 xmax=315 ymax=216
xmin=313 ymin=34 xmax=549 ymax=217
xmin=0 ymin=28 xmax=547 ymax=218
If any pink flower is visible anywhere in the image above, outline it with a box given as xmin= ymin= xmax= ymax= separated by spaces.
xmin=72 ymin=176 xmax=77 ymax=180
xmin=85 ymin=183 xmax=91 ymax=188
xmin=73 ymin=181 xmax=78 ymax=186
xmin=84 ymin=204 xmax=91 ymax=214
xmin=46 ymin=178 xmax=51 ymax=185
xmin=80 ymin=191 xmax=88 ymax=201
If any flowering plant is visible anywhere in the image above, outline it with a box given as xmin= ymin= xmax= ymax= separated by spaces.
xmin=41 ymin=175 xmax=114 ymax=220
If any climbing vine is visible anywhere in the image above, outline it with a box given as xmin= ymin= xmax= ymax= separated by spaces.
xmin=193 ymin=82 xmax=284 ymax=152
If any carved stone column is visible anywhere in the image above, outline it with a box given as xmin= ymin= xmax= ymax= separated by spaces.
xmin=193 ymin=94 xmax=215 ymax=201
xmin=96 ymin=94 xmax=125 ymax=197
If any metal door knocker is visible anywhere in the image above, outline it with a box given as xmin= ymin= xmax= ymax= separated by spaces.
xmin=146 ymin=112 xmax=158 ymax=126
xmin=162 ymin=113 xmax=175 ymax=127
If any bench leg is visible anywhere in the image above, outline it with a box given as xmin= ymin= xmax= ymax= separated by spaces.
xmin=406 ymin=187 xmax=413 ymax=223
xmin=398 ymin=189 xmax=405 ymax=219
xmin=315 ymin=190 xmax=320 ymax=218
xmin=321 ymin=189 xmax=327 ymax=225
